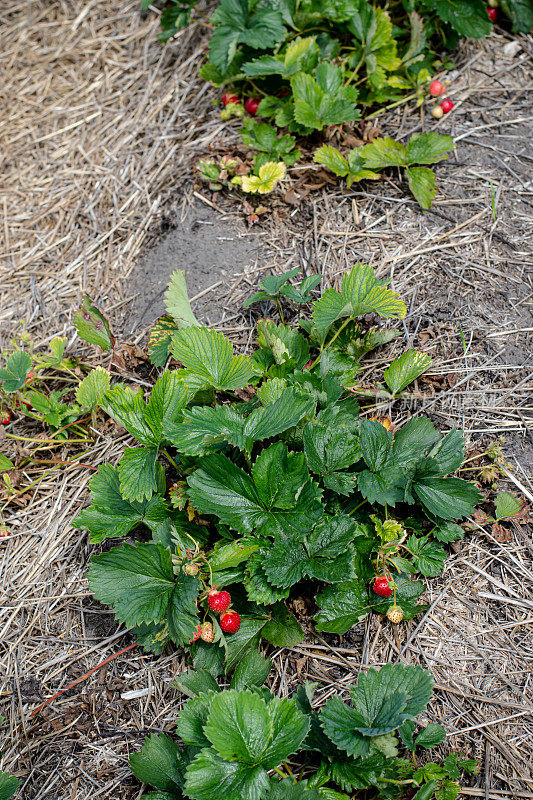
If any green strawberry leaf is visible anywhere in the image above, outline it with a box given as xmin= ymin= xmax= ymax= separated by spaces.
xmin=422 ymin=0 xmax=491 ymax=37
xmin=73 ymin=296 xmax=115 ymax=350
xmin=414 ymin=722 xmax=447 ymax=748
xmin=164 ymin=269 xmax=200 ymax=329
xmin=494 ymin=490 xmax=523 ymax=521
xmin=321 ymin=663 xmax=433 ymax=750
xmin=72 ymin=463 xmax=170 ymax=542
xmin=148 ymin=316 xmax=181 ymax=368
xmin=405 ymin=166 xmax=437 ymax=210
xmin=0 ymin=771 xmax=21 ymax=800
xmin=261 ymin=602 xmax=304 ymax=647
xmin=314 ymin=578 xmax=370 ymax=634
xmin=311 ymin=263 xmax=406 ymax=336
xmin=178 ymin=692 xmax=216 ymax=748
xmin=188 ymin=443 xmax=322 ymax=538
xmin=413 ymin=476 xmax=481 ymax=520
xmin=0 ymin=351 xmax=32 ymax=393
xmin=383 ymin=350 xmax=433 ymax=394
xmin=209 ymin=0 xmax=286 ymax=72
xmin=118 ymin=446 xmax=159 ymax=503
xmin=76 ymin=367 xmax=111 ymax=410
xmin=262 ymin=515 xmax=359 ymax=588
xmin=0 ymin=454 xmax=15 ymax=471
xmin=88 ymin=542 xmax=199 ymax=641
xmin=405 ymin=132 xmax=454 ymax=165
xmin=185 ymin=747 xmax=269 ymax=800
xmin=230 ymin=650 xmax=272 ymax=690
xmin=129 ymin=733 xmax=186 ymax=793
xmin=360 ymin=137 xmax=406 ymax=169
xmin=406 ymin=534 xmax=447 ymax=577
xmin=171 ymin=326 xmax=256 ymax=391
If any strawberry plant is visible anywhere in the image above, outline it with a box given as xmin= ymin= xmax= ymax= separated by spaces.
xmin=0 ymin=770 xmax=20 ymax=800
xmin=128 ymin=661 xmax=478 ymax=799
xmin=73 ymin=264 xmax=481 ymax=675
xmin=314 ymin=132 xmax=454 ymax=210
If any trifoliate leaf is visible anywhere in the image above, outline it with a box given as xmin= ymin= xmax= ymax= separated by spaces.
xmin=311 ymin=264 xmax=406 ymax=335
xmin=494 ymin=490 xmax=523 ymax=521
xmin=76 ymin=367 xmax=110 ymax=410
xmin=171 ymin=326 xmax=256 ymax=391
xmin=241 ymin=161 xmax=286 ymax=194
xmin=204 ymin=689 xmax=309 ymax=769
xmin=88 ymin=542 xmax=199 ymax=640
xmin=263 ymin=515 xmax=359 ymax=588
xmin=292 ymin=67 xmax=359 ymax=130
xmin=208 ymin=0 xmax=286 ymax=72
xmin=72 ymin=463 xmax=170 ymax=542
xmin=164 ymin=269 xmax=200 ymax=329
xmin=303 ymin=405 xmax=361 ymax=493
xmin=73 ymin=296 xmax=115 ymax=350
xmin=314 ymin=578 xmax=370 ymax=634
xmin=406 ymin=166 xmax=438 ymax=210
xmin=0 ymin=351 xmax=32 ymax=393
xmin=256 ymin=320 xmax=310 ymax=368
xmin=321 ymin=663 xmax=433 ymax=752
xmin=188 ymin=443 xmax=322 ymax=538
xmin=384 ymin=350 xmax=433 ymax=394
xmin=129 ymin=733 xmax=186 ymax=793
xmin=405 ymin=132 xmax=454 ymax=165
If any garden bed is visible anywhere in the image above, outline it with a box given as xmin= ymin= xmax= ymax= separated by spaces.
xmin=0 ymin=2 xmax=532 ymax=799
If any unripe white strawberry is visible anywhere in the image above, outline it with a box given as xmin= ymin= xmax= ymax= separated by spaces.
xmin=387 ymin=605 xmax=404 ymax=624
xmin=431 ymin=106 xmax=444 ymax=119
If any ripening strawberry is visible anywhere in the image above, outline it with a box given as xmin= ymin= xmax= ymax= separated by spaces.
xmin=0 ymin=411 xmax=10 ymax=425
xmin=373 ymin=576 xmax=393 ymax=598
xmin=25 ymin=371 xmax=34 ymax=384
xmin=487 ymin=6 xmax=498 ymax=21
xmin=429 ymin=80 xmax=445 ymax=97
xmin=244 ymin=97 xmax=260 ymax=115
xmin=200 ymin=622 xmax=215 ymax=643
xmin=440 ymin=99 xmax=454 ymax=114
xmin=220 ymin=610 xmax=241 ymax=634
xmin=183 ymin=563 xmax=199 ymax=576
xmin=431 ymin=106 xmax=444 ymax=120
xmin=222 ymin=94 xmax=239 ymax=106
xmin=189 ymin=624 xmax=202 ymax=643
xmin=387 ymin=605 xmax=404 ymax=624
xmin=208 ymin=589 xmax=231 ymax=613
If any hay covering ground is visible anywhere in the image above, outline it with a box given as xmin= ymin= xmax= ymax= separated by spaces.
xmin=0 ymin=2 xmax=532 ymax=798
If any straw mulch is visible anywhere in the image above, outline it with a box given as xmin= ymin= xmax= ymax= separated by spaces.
xmin=0 ymin=2 xmax=532 ymax=799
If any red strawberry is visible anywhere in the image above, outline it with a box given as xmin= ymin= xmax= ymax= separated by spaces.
xmin=200 ymin=622 xmax=215 ymax=643
xmin=429 ymin=80 xmax=445 ymax=97
xmin=25 ymin=371 xmax=35 ymax=384
xmin=0 ymin=411 xmax=10 ymax=425
xmin=440 ymin=99 xmax=454 ymax=114
xmin=222 ymin=94 xmax=239 ymax=106
xmin=244 ymin=97 xmax=260 ymax=115
xmin=487 ymin=6 xmax=498 ymax=20
xmin=220 ymin=610 xmax=241 ymax=634
xmin=373 ymin=576 xmax=393 ymax=598
xmin=189 ymin=624 xmax=202 ymax=643
xmin=208 ymin=588 xmax=231 ymax=613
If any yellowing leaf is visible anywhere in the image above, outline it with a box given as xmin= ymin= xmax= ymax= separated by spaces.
xmin=241 ymin=161 xmax=286 ymax=194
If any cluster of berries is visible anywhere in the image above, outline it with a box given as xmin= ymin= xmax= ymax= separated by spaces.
xmin=429 ymin=80 xmax=454 ymax=120
xmin=222 ymin=93 xmax=259 ymax=116
xmin=189 ymin=588 xmax=241 ymax=644
xmin=372 ymin=576 xmax=404 ymax=624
